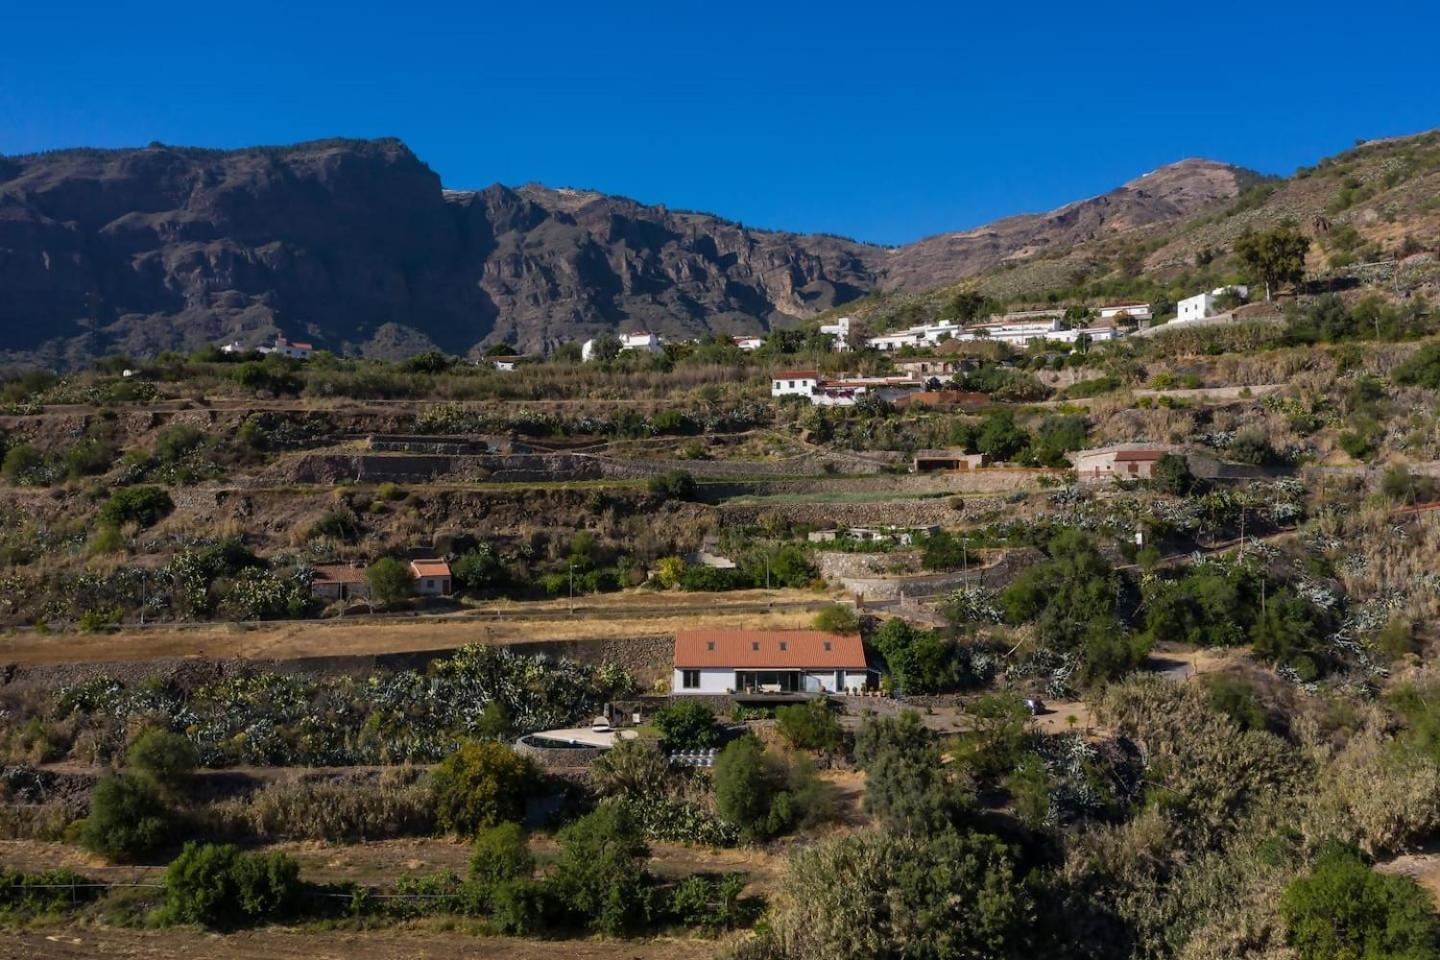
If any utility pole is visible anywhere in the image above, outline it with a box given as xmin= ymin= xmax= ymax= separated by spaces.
xmin=765 ymin=555 xmax=772 ymax=609
xmin=139 ymin=569 xmax=146 ymax=626
xmin=568 ymin=561 xmax=575 ymax=616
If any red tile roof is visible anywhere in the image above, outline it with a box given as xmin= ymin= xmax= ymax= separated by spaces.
xmin=312 ymin=564 xmax=366 ymax=584
xmin=1114 ymin=449 xmax=1166 ymax=462
xmin=409 ymin=559 xmax=452 ymax=577
xmin=772 ymin=370 xmax=819 ymax=380
xmin=674 ymin=630 xmax=866 ymax=669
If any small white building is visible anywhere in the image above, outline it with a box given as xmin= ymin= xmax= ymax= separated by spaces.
xmin=225 ymin=336 xmax=315 ymax=359
xmin=1176 ymin=286 xmax=1250 ymax=323
xmin=818 ymin=316 xmax=853 ymax=351
xmin=581 ymin=331 xmax=664 ymax=362
xmin=771 ymin=369 xmax=820 ymax=397
xmin=1097 ymin=302 xmax=1153 ymax=323
xmin=409 ymin=558 xmax=453 ymax=597
xmin=672 ymin=629 xmax=874 ymax=696
xmin=732 ymin=335 xmax=766 ymax=352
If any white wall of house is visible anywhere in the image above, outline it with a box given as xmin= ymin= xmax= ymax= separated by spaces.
xmin=1177 ymin=286 xmax=1249 ymax=323
xmin=671 ymin=667 xmax=870 ymax=694
xmin=672 ymin=668 xmax=738 ymax=694
xmin=1177 ymin=292 xmax=1213 ymax=322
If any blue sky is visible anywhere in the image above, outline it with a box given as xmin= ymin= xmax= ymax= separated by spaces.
xmin=3 ymin=0 xmax=1438 ymax=245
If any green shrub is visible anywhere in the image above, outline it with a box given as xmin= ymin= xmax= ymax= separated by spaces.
xmin=365 ymin=556 xmax=414 ymax=606
xmin=1280 ymin=845 xmax=1439 ymax=960
xmin=775 ymin=699 xmax=842 ymax=753
xmin=308 ymin=507 xmax=361 ymax=542
xmin=469 ymin=822 xmax=534 ymax=896
xmin=713 ymin=735 xmax=830 ymax=842
xmin=648 ymin=470 xmax=698 ymax=501
xmin=665 ymin=873 xmax=753 ymax=931
xmin=1202 ymin=674 xmax=1268 ymax=731
xmin=812 ymin=604 xmax=858 ymax=634
xmin=653 ymin=700 xmax=721 ymax=749
xmin=163 ymin=842 xmax=300 ymax=928
xmin=97 ymin=485 xmax=174 ymax=529
xmin=0 ymin=868 xmax=100 ymax=919
xmin=126 ymin=729 xmax=198 ymax=787
xmin=430 ymin=741 xmax=540 ymax=837
xmin=548 ymin=802 xmax=653 ymax=934
xmin=490 ymin=878 xmax=558 ymax=935
xmin=79 ymin=773 xmax=172 ymax=862
xmin=853 ymin=711 xmax=969 ymax=833
xmin=777 ymin=827 xmax=1034 ymax=958
xmin=2 ymin=444 xmax=50 ymax=485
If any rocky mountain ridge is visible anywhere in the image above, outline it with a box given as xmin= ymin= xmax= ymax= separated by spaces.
xmin=0 ymin=137 xmax=1256 ymax=362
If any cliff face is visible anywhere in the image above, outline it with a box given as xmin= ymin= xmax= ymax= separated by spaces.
xmin=0 ymin=139 xmax=1252 ymax=362
xmin=0 ymin=139 xmax=881 ymax=361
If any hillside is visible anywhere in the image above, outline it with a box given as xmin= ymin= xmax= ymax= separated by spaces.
xmin=881 ymin=158 xmax=1260 ymax=291
xmin=857 ymin=130 xmax=1440 ymax=327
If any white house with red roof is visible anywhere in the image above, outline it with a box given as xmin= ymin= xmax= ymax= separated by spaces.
xmin=671 ymin=629 xmax=874 ymax=696
xmin=409 ymin=558 xmax=453 ymax=596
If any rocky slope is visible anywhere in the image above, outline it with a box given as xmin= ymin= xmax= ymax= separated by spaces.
xmin=0 ymin=137 xmax=1258 ymax=362
xmin=881 ymin=159 xmax=1259 ymax=292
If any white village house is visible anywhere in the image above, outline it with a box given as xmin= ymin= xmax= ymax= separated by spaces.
xmin=771 ymin=369 xmax=820 ymax=397
xmin=581 ymin=331 xmax=664 ymax=362
xmin=671 ymin=629 xmax=875 ymax=696
xmin=1176 ymin=286 xmax=1250 ymax=323
xmin=732 ymin=335 xmax=766 ymax=351
xmin=818 ymin=316 xmax=854 ymax=351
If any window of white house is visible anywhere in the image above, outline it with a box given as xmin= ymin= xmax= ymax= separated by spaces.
xmin=682 ymin=670 xmax=700 ymax=689
xmin=425 ymin=579 xmax=434 ymax=589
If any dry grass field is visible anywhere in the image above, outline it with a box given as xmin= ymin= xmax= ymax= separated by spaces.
xmin=0 ymin=589 xmax=829 ymax=666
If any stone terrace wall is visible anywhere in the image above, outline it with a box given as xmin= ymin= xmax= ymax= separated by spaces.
xmin=719 ymin=498 xmax=989 ymax=529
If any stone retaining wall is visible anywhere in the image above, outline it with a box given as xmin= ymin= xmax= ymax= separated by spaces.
xmin=515 ymin=737 xmax=606 ymax=769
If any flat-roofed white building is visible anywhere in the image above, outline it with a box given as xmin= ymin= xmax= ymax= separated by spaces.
xmin=819 ymin=316 xmax=853 ymax=351
xmin=1176 ymin=286 xmax=1250 ymax=323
